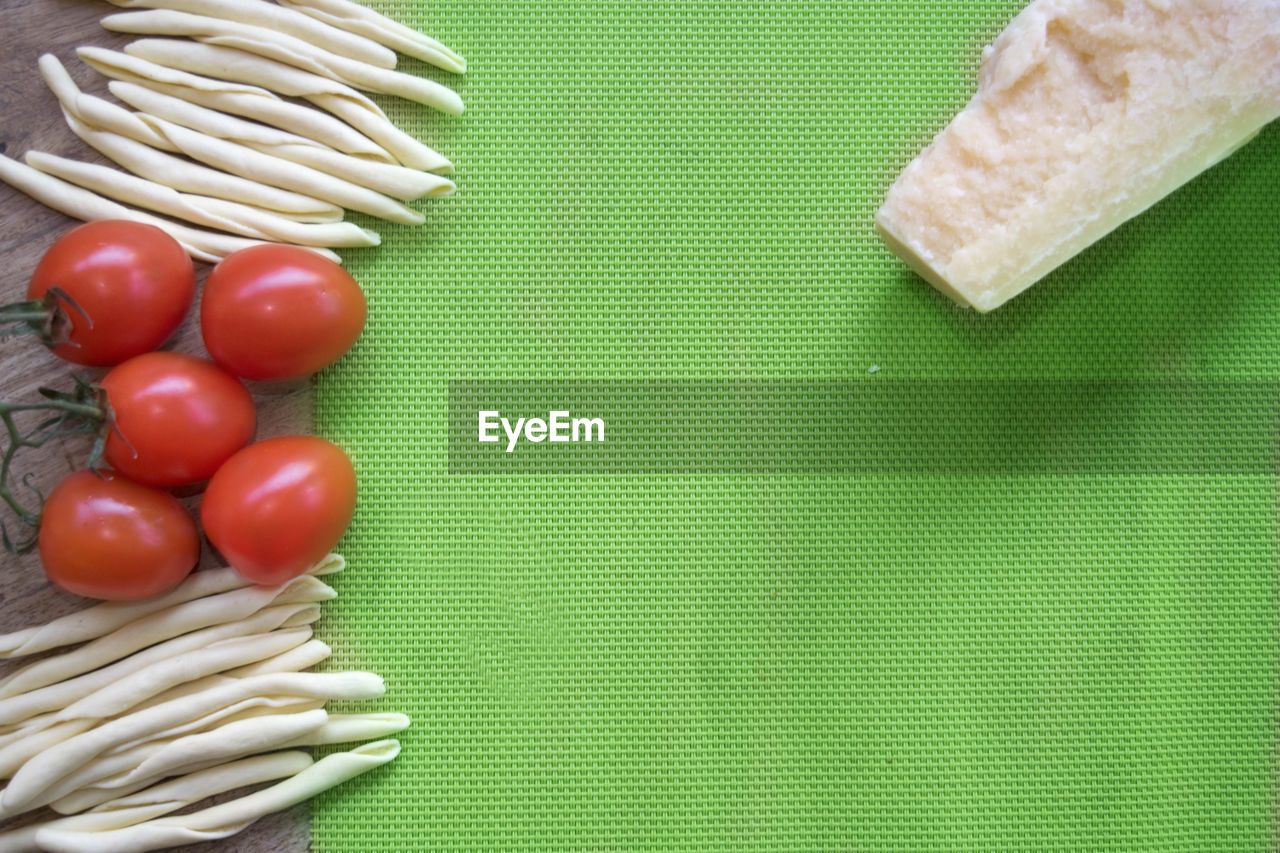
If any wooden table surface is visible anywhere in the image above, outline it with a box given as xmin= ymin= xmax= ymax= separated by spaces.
xmin=0 ymin=1 xmax=314 ymax=850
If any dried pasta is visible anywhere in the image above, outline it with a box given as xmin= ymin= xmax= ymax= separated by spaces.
xmin=0 ymin=153 xmax=334 ymax=263
xmin=280 ymin=0 xmax=466 ymax=73
xmin=101 ymin=10 xmax=464 ymax=113
xmin=104 ymin=0 xmax=397 ymax=68
xmin=118 ymin=40 xmax=451 ymax=171
xmin=26 ymin=151 xmax=381 ymax=248
xmin=34 ymin=741 xmax=402 ymax=853
xmin=1 ymin=671 xmax=383 ymax=814
xmin=0 ymin=752 xmax=313 ymax=853
xmin=0 ymin=576 xmax=335 ymax=701
xmin=0 ymin=555 xmax=342 ymax=660
xmin=112 ymin=82 xmax=453 ymax=200
xmin=76 ymin=48 xmax=398 ymax=163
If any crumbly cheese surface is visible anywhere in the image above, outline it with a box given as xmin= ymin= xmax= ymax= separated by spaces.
xmin=876 ymin=0 xmax=1280 ymax=311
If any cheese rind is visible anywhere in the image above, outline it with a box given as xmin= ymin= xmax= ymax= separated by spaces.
xmin=876 ymin=0 xmax=1280 ymax=311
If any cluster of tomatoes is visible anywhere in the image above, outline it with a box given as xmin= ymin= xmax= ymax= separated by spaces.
xmin=6 ymin=220 xmax=366 ymax=601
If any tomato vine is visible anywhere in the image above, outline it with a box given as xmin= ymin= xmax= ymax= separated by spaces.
xmin=0 ymin=376 xmax=107 ymax=551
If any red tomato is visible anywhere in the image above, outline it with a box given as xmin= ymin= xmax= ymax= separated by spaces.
xmin=38 ymin=470 xmax=199 ymax=600
xmin=201 ymin=245 xmax=367 ymax=381
xmin=201 ymin=436 xmax=356 ymax=585
xmin=100 ymin=352 xmax=256 ymax=488
xmin=27 ymin=220 xmax=194 ymax=366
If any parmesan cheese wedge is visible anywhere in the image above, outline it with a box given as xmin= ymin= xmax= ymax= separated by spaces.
xmin=875 ymin=0 xmax=1280 ymax=311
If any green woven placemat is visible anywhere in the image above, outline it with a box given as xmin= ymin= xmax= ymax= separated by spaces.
xmin=313 ymin=2 xmax=1280 ymax=850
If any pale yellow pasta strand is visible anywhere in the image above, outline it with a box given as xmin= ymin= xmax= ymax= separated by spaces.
xmin=46 ymin=700 xmax=330 ymax=815
xmin=105 ymin=78 xmax=359 ymax=153
xmin=63 ymin=111 xmax=346 ymax=226
xmin=117 ymin=40 xmax=456 ymax=171
xmin=119 ymin=40 xmax=391 ymax=120
xmin=0 ymin=623 xmax=318 ymax=761
xmin=1 ymin=671 xmax=383 ymax=814
xmin=137 ymin=115 xmax=426 ymax=224
xmin=0 ymin=751 xmax=313 ymax=853
xmin=111 ymin=81 xmax=453 ymax=199
xmin=26 ymin=151 xmax=382 ymax=248
xmin=39 ymin=53 xmax=173 ymax=151
xmin=0 ymin=719 xmax=94 ymax=781
xmin=35 ymin=740 xmax=401 ymax=853
xmin=27 ymin=711 xmax=330 ymax=816
xmin=0 ymin=555 xmax=342 ymax=660
xmin=0 ymin=604 xmax=319 ymax=731
xmin=76 ymin=48 xmax=397 ymax=162
xmin=0 ymin=152 xmax=335 ymax=264
xmin=104 ymin=0 xmax=396 ymax=68
xmin=0 ymin=647 xmax=325 ymax=784
xmin=92 ymin=752 xmax=316 ymax=814
xmin=280 ymin=0 xmax=466 ymax=73
xmin=0 ymin=577 xmax=335 ymax=701
xmin=279 ymin=711 xmax=411 ymax=748
xmin=60 ymin=712 xmax=409 ymax=813
xmin=97 ymin=695 xmax=329 ymax=764
xmin=54 ymin=629 xmax=314 ymax=725
xmin=102 ymin=10 xmax=464 ymax=113
xmin=310 ymin=90 xmax=452 ymax=172
xmin=223 ymin=638 xmax=331 ymax=678
xmin=40 ymin=52 xmax=349 ymax=224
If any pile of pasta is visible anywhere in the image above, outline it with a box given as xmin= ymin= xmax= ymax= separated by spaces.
xmin=0 ymin=0 xmax=465 ymax=263
xmin=0 ymin=553 xmax=406 ymax=853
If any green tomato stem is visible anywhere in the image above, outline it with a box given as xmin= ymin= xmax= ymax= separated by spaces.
xmin=0 ymin=287 xmax=92 ymax=349
xmin=0 ymin=377 xmax=109 ymax=554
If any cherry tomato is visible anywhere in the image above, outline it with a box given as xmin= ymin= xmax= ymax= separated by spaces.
xmin=100 ymin=352 xmax=256 ymax=488
xmin=27 ymin=220 xmax=194 ymax=366
xmin=201 ymin=245 xmax=367 ymax=381
xmin=201 ymin=436 xmax=356 ymax=585
xmin=38 ymin=470 xmax=199 ymax=600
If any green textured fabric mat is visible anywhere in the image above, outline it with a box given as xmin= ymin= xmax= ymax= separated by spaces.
xmin=313 ymin=1 xmax=1280 ymax=850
